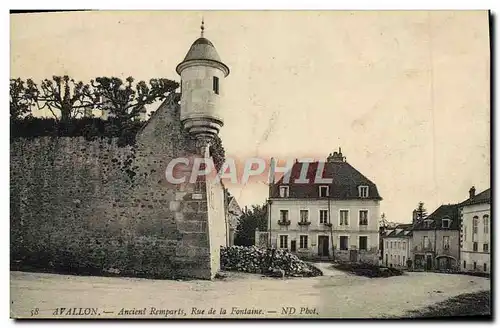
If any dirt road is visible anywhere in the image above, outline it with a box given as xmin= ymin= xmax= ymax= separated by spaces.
xmin=10 ymin=269 xmax=490 ymax=319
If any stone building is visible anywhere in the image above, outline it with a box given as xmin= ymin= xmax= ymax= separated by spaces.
xmin=10 ymin=24 xmax=231 ymax=280
xmin=381 ymin=224 xmax=413 ymax=268
xmin=459 ymin=187 xmax=491 ymax=273
xmin=226 ymin=194 xmax=243 ymax=246
xmin=412 ymin=204 xmax=460 ymax=271
xmin=267 ymin=149 xmax=382 ymax=264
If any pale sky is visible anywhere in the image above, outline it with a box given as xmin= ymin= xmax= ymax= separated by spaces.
xmin=10 ymin=10 xmax=490 ymax=223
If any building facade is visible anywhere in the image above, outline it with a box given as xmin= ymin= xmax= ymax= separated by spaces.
xmin=412 ymin=205 xmax=460 ymax=271
xmin=267 ymin=149 xmax=382 ymax=264
xmin=226 ymin=194 xmax=243 ymax=246
xmin=382 ymin=224 xmax=413 ymax=268
xmin=460 ymin=187 xmax=491 ymax=273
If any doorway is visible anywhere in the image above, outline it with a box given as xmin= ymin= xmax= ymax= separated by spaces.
xmin=425 ymin=255 xmax=433 ymax=270
xmin=290 ymin=240 xmax=297 ymax=252
xmin=318 ymin=236 xmax=329 ymax=257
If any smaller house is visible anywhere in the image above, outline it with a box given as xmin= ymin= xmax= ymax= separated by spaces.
xmin=382 ymin=224 xmax=413 ymax=268
xmin=226 ymin=195 xmax=243 ymax=246
xmin=412 ymin=204 xmax=460 ymax=271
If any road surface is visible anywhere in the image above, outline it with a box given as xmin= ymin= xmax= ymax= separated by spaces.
xmin=10 ymin=268 xmax=490 ymax=319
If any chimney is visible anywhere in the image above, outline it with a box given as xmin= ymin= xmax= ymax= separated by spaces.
xmin=412 ymin=209 xmax=418 ymax=225
xmin=469 ymin=186 xmax=476 ymax=199
xmin=268 ymin=157 xmax=276 ymax=185
xmin=327 ymin=148 xmax=345 ymax=162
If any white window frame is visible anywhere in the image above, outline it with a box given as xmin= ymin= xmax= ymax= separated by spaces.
xmin=319 ymin=209 xmax=329 ymax=224
xmin=339 ymin=209 xmax=349 ymax=226
xmin=442 ymin=219 xmax=450 ymax=229
xmin=473 ymin=216 xmax=479 ymax=234
xmin=279 ymin=209 xmax=289 ymax=222
xmin=278 ymin=234 xmax=289 ymax=249
xmin=279 ymin=185 xmax=289 ymax=198
xmin=358 ymin=235 xmax=368 ymax=251
xmin=483 ymin=215 xmax=489 ymax=234
xmin=299 ymin=235 xmax=308 ymax=249
xmin=299 ymin=209 xmax=310 ymax=223
xmin=319 ymin=186 xmax=329 ymax=198
xmin=358 ymin=185 xmax=369 ymax=198
xmin=423 ymin=236 xmax=429 ymax=248
xmin=358 ymin=209 xmax=369 ymax=226
xmin=443 ymin=236 xmax=450 ymax=250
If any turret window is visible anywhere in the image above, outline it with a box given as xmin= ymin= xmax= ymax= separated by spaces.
xmin=213 ymin=76 xmax=219 ymax=95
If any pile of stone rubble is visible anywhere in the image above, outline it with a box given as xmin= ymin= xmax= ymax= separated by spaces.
xmin=220 ymin=245 xmax=322 ymax=277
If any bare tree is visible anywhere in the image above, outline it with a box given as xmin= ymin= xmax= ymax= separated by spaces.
xmin=91 ymin=77 xmax=179 ymax=123
xmin=25 ymin=75 xmax=95 ymax=122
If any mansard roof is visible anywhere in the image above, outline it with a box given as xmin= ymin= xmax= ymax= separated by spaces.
xmin=412 ymin=204 xmax=460 ymax=231
xmin=269 ymin=160 xmax=381 ymax=200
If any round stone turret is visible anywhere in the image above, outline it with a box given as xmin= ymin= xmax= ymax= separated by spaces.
xmin=176 ymin=22 xmax=230 ymax=141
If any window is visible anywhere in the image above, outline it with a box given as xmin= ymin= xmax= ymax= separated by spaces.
xmin=359 ymin=210 xmax=368 ymax=225
xmin=473 ymin=262 xmax=477 ymax=270
xmin=213 ymin=76 xmax=219 ymax=95
xmin=442 ymin=219 xmax=450 ymax=228
xmin=339 ymin=236 xmax=348 ymax=250
xmin=398 ymin=242 xmax=401 ymax=249
xmin=403 ymin=256 xmax=406 ymax=266
xmin=319 ymin=210 xmax=328 ymax=224
xmin=473 ymin=216 xmax=478 ymax=234
xmin=391 ymin=241 xmax=393 ymax=249
xmin=483 ymin=243 xmax=489 ymax=252
xmin=443 ymin=236 xmax=450 ymax=250
xmin=483 ymin=215 xmax=489 ymax=234
xmin=464 ymin=226 xmax=467 ymax=241
xmin=473 ymin=242 xmax=478 ymax=252
xmin=424 ymin=220 xmax=432 ymax=229
xmin=463 ymin=261 xmax=467 ymax=269
xmin=300 ymin=210 xmax=309 ymax=223
xmin=385 ymin=241 xmax=388 ymax=249
xmin=423 ymin=236 xmax=429 ymax=248
xmin=299 ymin=235 xmax=308 ymax=249
xmin=279 ymin=235 xmax=288 ymax=249
xmin=319 ymin=186 xmax=329 ymax=197
xmin=403 ymin=242 xmax=406 ymax=250
xmin=279 ymin=210 xmax=289 ymax=222
xmin=358 ymin=186 xmax=369 ymax=198
xmin=484 ymin=263 xmax=487 ymax=271
xmin=339 ymin=210 xmax=349 ymax=226
xmin=359 ymin=236 xmax=368 ymax=250
xmin=279 ymin=186 xmax=289 ymax=198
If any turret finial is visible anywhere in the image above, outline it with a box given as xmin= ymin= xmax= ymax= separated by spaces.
xmin=200 ymin=17 xmax=205 ymax=38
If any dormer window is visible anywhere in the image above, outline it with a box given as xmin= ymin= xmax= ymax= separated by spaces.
xmin=442 ymin=218 xmax=451 ymax=229
xmin=319 ymin=186 xmax=329 ymax=197
xmin=358 ymin=186 xmax=369 ymax=198
xmin=423 ymin=220 xmax=433 ymax=229
xmin=279 ymin=186 xmax=289 ymax=198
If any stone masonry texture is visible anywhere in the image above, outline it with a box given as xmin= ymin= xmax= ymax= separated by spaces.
xmin=10 ymin=97 xmax=227 ymax=280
